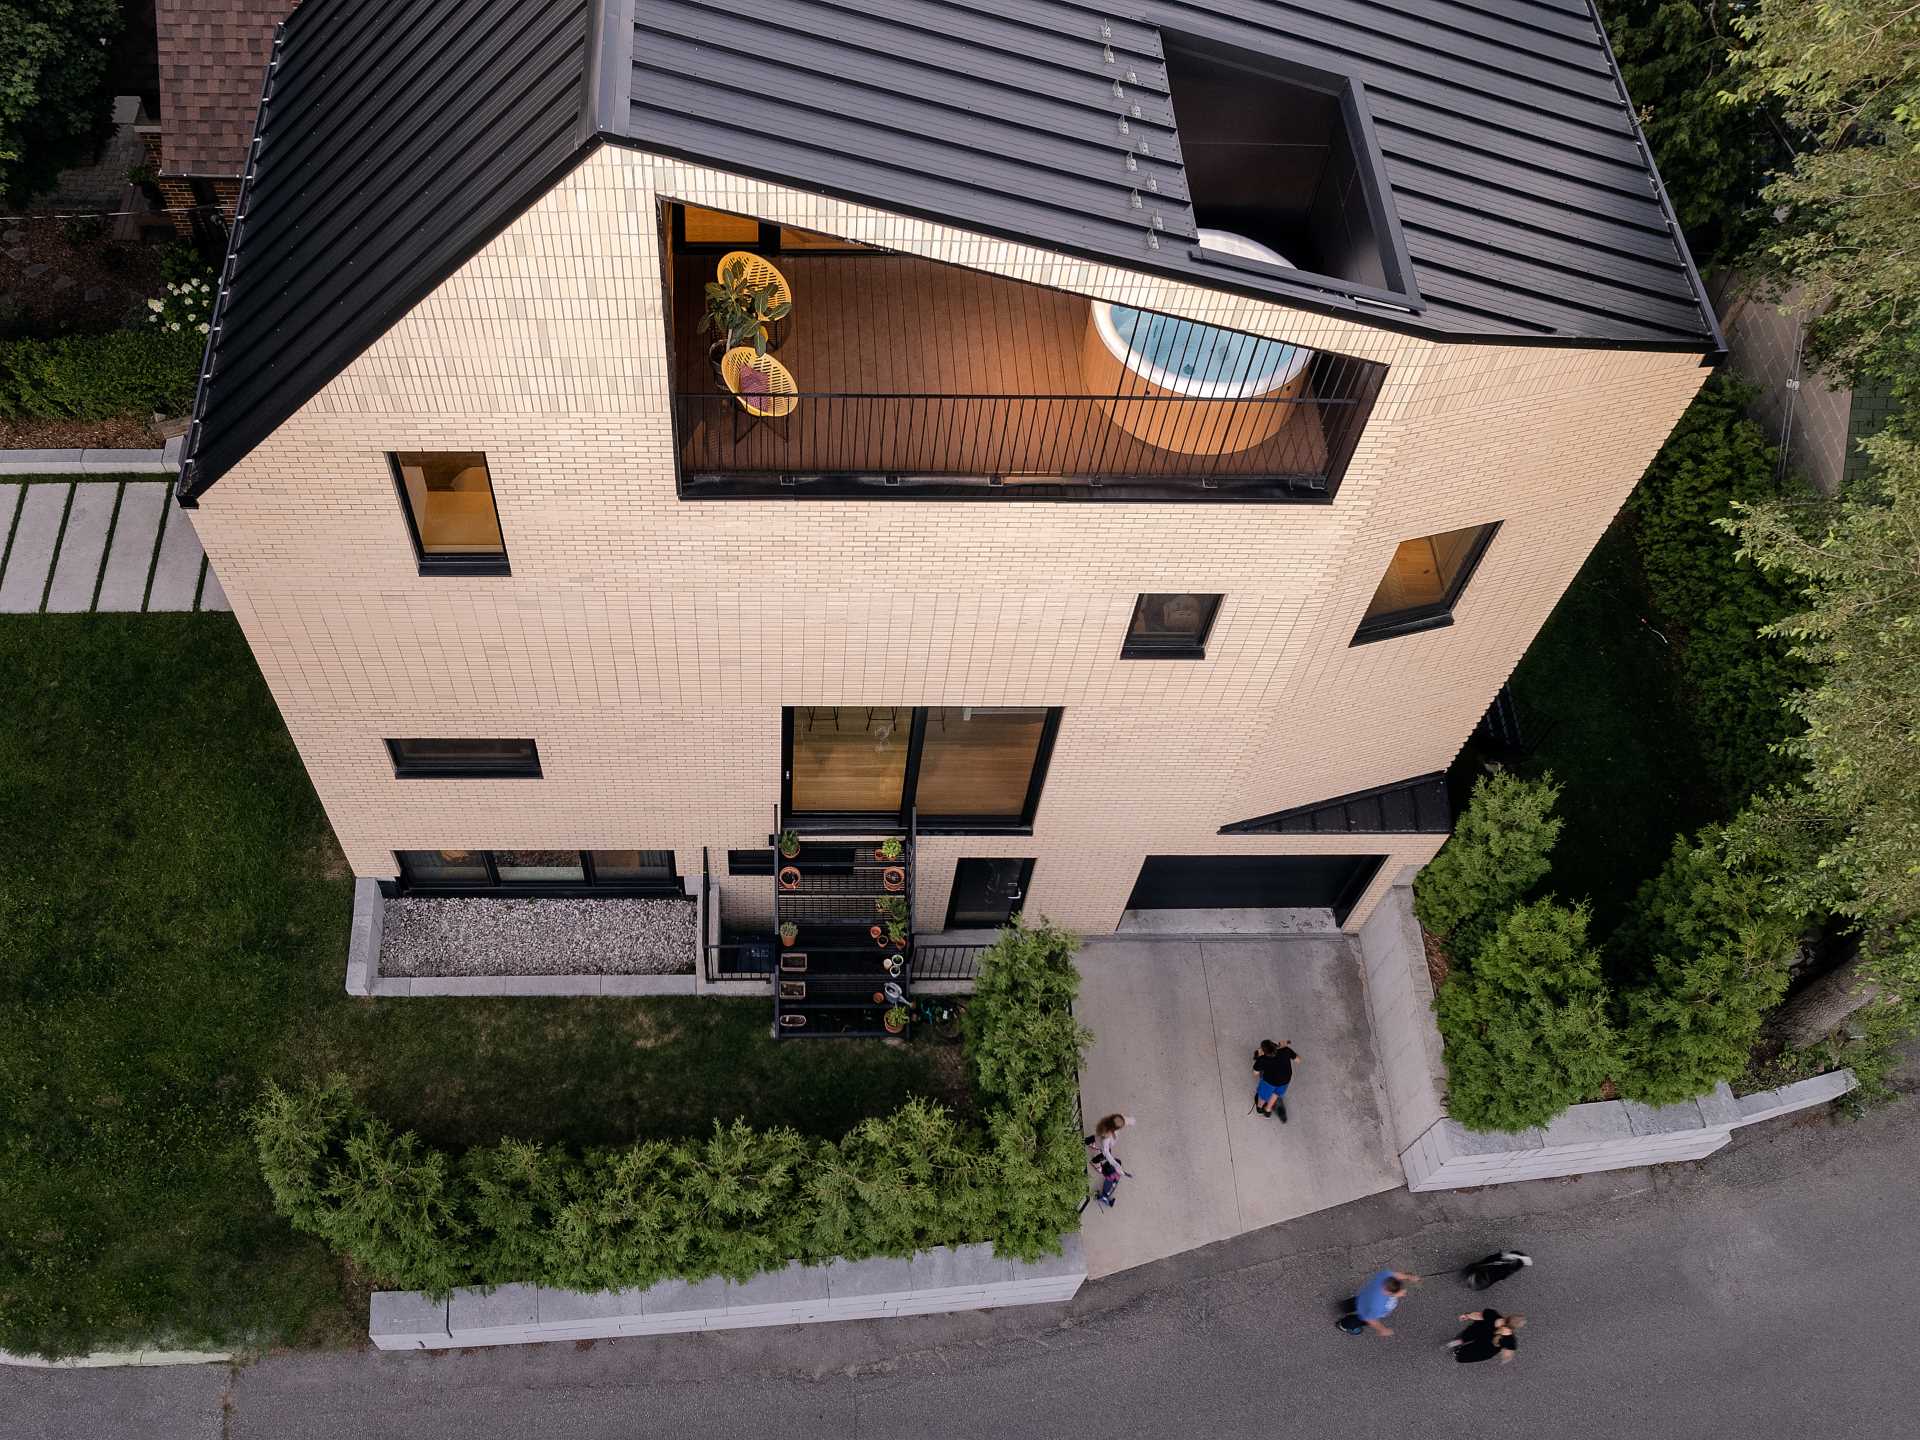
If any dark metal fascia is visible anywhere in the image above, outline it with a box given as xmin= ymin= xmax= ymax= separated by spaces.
xmin=583 ymin=0 xmax=637 ymax=145
xmin=1218 ymin=772 xmax=1452 ymax=836
xmin=176 ymin=13 xmax=292 ymax=506
xmin=1579 ymin=0 xmax=1726 ymax=357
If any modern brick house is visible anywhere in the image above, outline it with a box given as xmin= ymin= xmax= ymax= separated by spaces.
xmin=175 ymin=0 xmax=1718 ymax=1029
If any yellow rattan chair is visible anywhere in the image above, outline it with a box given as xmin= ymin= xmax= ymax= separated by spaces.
xmin=716 ymin=251 xmax=793 ymax=311
xmin=721 ymin=346 xmax=799 ymax=448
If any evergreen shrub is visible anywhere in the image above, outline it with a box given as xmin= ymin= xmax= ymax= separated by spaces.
xmin=252 ymin=919 xmax=1091 ymax=1295
xmin=1413 ymin=769 xmax=1563 ymax=963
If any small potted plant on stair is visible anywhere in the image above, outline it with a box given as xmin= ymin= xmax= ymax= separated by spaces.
xmin=778 ymin=829 xmax=801 ymax=860
xmin=779 ymin=921 xmax=798 ymax=948
xmin=882 ymin=866 xmax=906 ymax=893
xmin=883 ymin=1004 xmax=910 ymax=1036
xmin=779 ymin=865 xmax=801 ymax=891
xmin=874 ymin=836 xmax=903 ymax=863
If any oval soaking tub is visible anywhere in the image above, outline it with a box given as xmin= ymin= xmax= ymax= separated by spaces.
xmin=1081 ymin=229 xmax=1313 ymax=455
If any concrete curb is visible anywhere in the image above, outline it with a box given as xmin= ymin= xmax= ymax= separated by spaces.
xmin=0 ymin=439 xmax=182 ymax=476
xmin=0 ymin=1347 xmax=232 ymax=1369
xmin=371 ymin=1235 xmax=1085 ymax=1349
xmin=1359 ymin=885 xmax=1858 ymax=1191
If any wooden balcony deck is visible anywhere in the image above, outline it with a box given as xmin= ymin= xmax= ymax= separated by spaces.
xmin=669 ymin=251 xmax=1335 ymax=482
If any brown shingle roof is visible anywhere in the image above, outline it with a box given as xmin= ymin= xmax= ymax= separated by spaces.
xmin=156 ymin=0 xmax=289 ymax=178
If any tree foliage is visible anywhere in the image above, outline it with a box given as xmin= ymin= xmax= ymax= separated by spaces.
xmin=253 ymin=919 xmax=1091 ymax=1294
xmin=1413 ymin=770 xmax=1563 ymax=962
xmin=0 ymin=1 xmax=122 ymax=205
xmin=1600 ymin=1 xmax=1782 ymax=261
xmin=1627 ymin=375 xmax=1813 ymax=802
xmin=1730 ymin=1 xmax=1920 ymax=399
xmin=1612 ymin=828 xmax=1800 ymax=1104
xmin=1433 ymin=900 xmax=1620 ymax=1132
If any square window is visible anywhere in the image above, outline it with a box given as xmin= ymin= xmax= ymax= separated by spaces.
xmin=386 ymin=738 xmax=540 ymax=778
xmin=1122 ymin=593 xmax=1222 ymax=658
xmin=389 ymin=451 xmax=508 ymax=575
xmin=1352 ymin=523 xmax=1499 ymax=645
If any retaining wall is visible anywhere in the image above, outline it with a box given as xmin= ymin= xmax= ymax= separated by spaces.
xmin=0 ymin=440 xmax=181 ymax=475
xmin=370 ymin=1236 xmax=1084 ymax=1349
xmin=1359 ymin=883 xmax=1857 ymax=1192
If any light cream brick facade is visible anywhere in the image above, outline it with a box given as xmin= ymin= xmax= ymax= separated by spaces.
xmin=187 ymin=144 xmax=1711 ymax=934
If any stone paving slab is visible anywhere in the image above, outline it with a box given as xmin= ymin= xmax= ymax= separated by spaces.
xmin=0 ymin=483 xmax=68 ymax=612
xmin=0 ymin=484 xmax=18 ymax=554
xmin=200 ymin=562 xmax=230 ymax=611
xmin=44 ymin=482 xmax=116 ymax=611
xmin=145 ymin=501 xmax=205 ymax=612
xmin=96 ymin=482 xmax=167 ymax=611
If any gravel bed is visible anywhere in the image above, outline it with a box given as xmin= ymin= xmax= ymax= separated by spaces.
xmin=380 ymin=896 xmax=697 ymax=977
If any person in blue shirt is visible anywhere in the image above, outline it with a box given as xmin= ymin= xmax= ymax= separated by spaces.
xmin=1345 ymin=1269 xmax=1422 ymax=1337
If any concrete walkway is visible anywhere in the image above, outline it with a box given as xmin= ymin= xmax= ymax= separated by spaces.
xmin=0 ymin=482 xmax=228 ymax=615
xmin=1074 ymin=935 xmax=1401 ymax=1279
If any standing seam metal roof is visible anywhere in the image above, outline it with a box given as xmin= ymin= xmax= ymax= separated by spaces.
xmin=180 ymin=0 xmax=1715 ymax=501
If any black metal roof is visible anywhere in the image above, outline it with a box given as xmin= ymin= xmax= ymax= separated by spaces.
xmin=1221 ymin=773 xmax=1452 ymax=835
xmin=180 ymin=0 xmax=1715 ymax=500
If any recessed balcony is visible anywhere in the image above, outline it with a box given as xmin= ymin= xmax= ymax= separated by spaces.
xmin=665 ymin=212 xmax=1385 ymax=503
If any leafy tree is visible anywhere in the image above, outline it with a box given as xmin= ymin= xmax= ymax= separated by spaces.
xmin=1626 ymin=374 xmax=1812 ymax=802
xmin=1600 ymin=1 xmax=1782 ymax=261
xmin=1612 ymin=829 xmax=1799 ymax=1104
xmin=1413 ymin=770 xmax=1563 ymax=962
xmin=1434 ymin=899 xmax=1620 ymax=1131
xmin=1729 ymin=1 xmax=1920 ymax=401
xmin=0 ymin=1 xmax=123 ymax=205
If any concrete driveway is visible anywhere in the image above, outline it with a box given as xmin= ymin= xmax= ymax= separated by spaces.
xmin=1074 ymin=935 xmax=1401 ymax=1278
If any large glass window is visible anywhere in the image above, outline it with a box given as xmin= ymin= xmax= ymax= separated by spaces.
xmin=389 ymin=451 xmax=508 ymax=574
xmin=394 ymin=849 xmax=680 ymax=892
xmin=1353 ymin=523 xmax=1499 ymax=644
xmin=916 ymin=708 xmax=1052 ymax=818
xmin=788 ymin=707 xmax=911 ymax=814
xmin=783 ymin=706 xmax=1060 ymax=830
xmin=1122 ymin=593 xmax=1222 ymax=659
xmin=387 ymin=737 xmax=540 ymax=778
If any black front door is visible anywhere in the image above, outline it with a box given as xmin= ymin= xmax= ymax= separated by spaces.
xmin=946 ymin=858 xmax=1034 ymax=928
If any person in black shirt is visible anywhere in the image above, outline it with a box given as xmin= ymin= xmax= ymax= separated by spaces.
xmin=1447 ymin=1309 xmax=1523 ymax=1364
xmin=1252 ymin=1039 xmax=1299 ymax=1122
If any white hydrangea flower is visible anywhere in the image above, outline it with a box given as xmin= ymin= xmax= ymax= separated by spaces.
xmin=196 ymin=322 xmax=209 ymax=334
xmin=147 ymin=297 xmax=164 ymax=312
xmin=167 ymin=283 xmax=179 ymax=294
xmin=169 ymin=321 xmax=180 ymax=331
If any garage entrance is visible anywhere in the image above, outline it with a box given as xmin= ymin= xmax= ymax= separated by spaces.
xmin=1123 ymin=854 xmax=1385 ymax=926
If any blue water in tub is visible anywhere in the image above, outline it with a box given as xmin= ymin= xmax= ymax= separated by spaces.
xmin=1108 ymin=306 xmax=1303 ymax=389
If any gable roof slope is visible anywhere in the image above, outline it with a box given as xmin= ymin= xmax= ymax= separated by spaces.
xmin=180 ymin=0 xmax=1714 ymax=502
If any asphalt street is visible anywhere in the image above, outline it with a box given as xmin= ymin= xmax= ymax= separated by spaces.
xmin=6 ymin=1077 xmax=1918 ymax=1440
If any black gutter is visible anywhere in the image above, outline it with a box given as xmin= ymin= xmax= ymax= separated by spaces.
xmin=1580 ymin=0 xmax=1726 ymax=360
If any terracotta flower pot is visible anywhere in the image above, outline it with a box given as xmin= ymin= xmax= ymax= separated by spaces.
xmin=870 ymin=924 xmax=885 ymax=945
xmin=778 ymin=866 xmax=800 ymax=891
xmin=882 ymin=867 xmax=905 ymax=892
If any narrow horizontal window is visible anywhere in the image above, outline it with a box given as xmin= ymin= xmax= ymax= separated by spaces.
xmin=1352 ymin=522 xmax=1500 ymax=645
xmin=1122 ymin=592 xmax=1222 ymax=659
xmin=390 ymin=450 xmax=508 ymax=575
xmin=386 ymin=737 xmax=540 ymax=778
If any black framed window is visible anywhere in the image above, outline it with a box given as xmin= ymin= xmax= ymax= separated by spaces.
xmin=1352 ymin=522 xmax=1500 ymax=646
xmin=389 ymin=451 xmax=509 ymax=576
xmin=394 ymin=848 xmax=682 ymax=895
xmin=1122 ymin=593 xmax=1222 ymax=659
xmin=387 ymin=737 xmax=541 ymax=779
xmin=782 ymin=706 xmax=1062 ymax=832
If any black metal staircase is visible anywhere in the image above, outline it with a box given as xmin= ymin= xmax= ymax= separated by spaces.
xmin=771 ymin=811 xmax=915 ymax=1038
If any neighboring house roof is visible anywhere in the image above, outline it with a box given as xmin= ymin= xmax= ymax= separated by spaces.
xmin=1219 ymin=773 xmax=1452 ymax=835
xmin=180 ymin=0 xmax=1717 ymax=501
xmin=156 ymin=0 xmax=288 ymax=178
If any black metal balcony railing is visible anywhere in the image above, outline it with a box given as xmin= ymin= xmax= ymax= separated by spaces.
xmin=675 ymin=353 xmax=1384 ymax=503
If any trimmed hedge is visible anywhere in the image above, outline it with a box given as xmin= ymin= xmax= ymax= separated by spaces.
xmin=253 ymin=919 xmax=1091 ymax=1294
xmin=1626 ymin=375 xmax=1811 ymax=803
xmin=1413 ymin=769 xmax=1563 ymax=964
xmin=0 ymin=327 xmax=204 ymax=421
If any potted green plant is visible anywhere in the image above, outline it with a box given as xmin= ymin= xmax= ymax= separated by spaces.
xmin=883 ymin=1005 xmax=910 ymax=1035
xmin=882 ymin=866 xmax=906 ymax=893
xmin=778 ymin=829 xmax=801 ymax=860
xmin=886 ymin=919 xmax=909 ymax=948
xmin=779 ymin=921 xmax=798 ymax=947
xmin=876 ymin=895 xmax=908 ymax=925
xmin=699 ymin=259 xmax=790 ymax=367
xmin=874 ymin=836 xmax=903 ymax=863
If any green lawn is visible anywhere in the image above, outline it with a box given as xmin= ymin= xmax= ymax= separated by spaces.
xmin=0 ymin=615 xmax=965 ymax=1357
xmin=1454 ymin=522 xmax=1718 ymax=937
